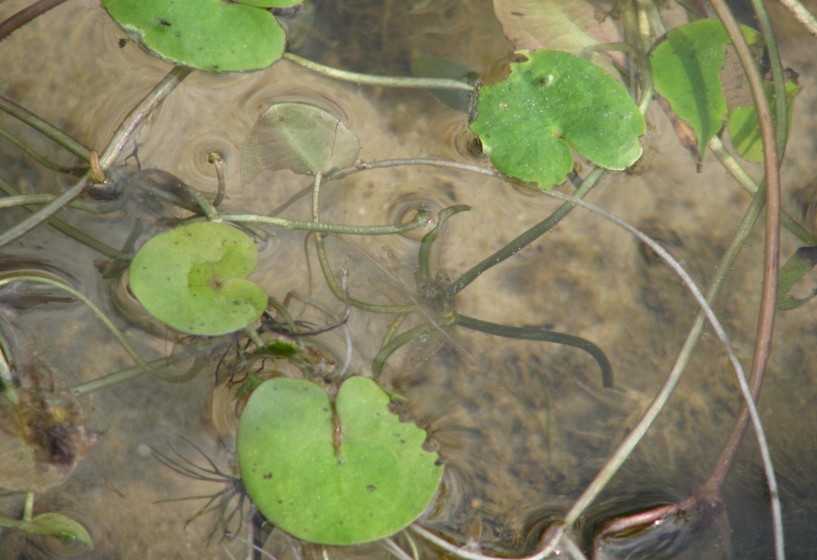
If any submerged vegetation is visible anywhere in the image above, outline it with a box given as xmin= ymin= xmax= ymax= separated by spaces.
xmin=0 ymin=0 xmax=816 ymax=558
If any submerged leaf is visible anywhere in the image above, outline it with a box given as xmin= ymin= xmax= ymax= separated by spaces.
xmin=129 ymin=222 xmax=267 ymax=336
xmin=102 ymin=0 xmax=301 ymax=72
xmin=241 ymin=103 xmax=361 ymax=184
xmin=0 ymin=511 xmax=93 ymax=548
xmin=776 ymin=246 xmax=817 ymax=311
xmin=470 ymin=50 xmax=644 ymax=188
xmin=236 ymin=377 xmax=443 ymax=545
xmin=728 ymin=78 xmax=799 ymax=163
xmin=493 ymin=0 xmax=621 ymax=75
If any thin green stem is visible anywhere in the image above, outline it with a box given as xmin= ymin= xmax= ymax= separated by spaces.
xmin=0 ymin=93 xmax=89 ymax=160
xmin=0 ymin=274 xmax=199 ymax=384
xmin=0 ymin=126 xmax=81 ymax=173
xmin=0 ymin=176 xmax=130 ymax=259
xmin=283 ymin=53 xmax=475 ymax=92
xmin=98 ymin=66 xmax=192 ymax=169
xmin=372 ymin=322 xmax=439 ymax=379
xmin=454 ymin=314 xmax=613 ymax=388
xmin=208 ymin=151 xmax=227 ymax=208
xmin=355 ymin=158 xmax=500 ymax=177
xmin=710 ymin=137 xmax=816 ymax=244
xmin=23 ymin=493 xmax=34 ymax=523
xmin=445 ymin=167 xmax=605 ymax=299
xmin=313 ymin=233 xmax=416 ymax=314
xmin=416 ymin=204 xmax=471 ymax=288
xmin=220 ymin=210 xmax=431 ymax=235
xmin=561 ymin=177 xmax=765 ymax=531
xmin=0 ymin=67 xmax=190 ymax=249
xmin=69 ymin=354 xmax=198 ymax=396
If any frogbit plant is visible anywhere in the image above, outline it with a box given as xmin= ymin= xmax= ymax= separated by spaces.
xmin=236 ymin=376 xmax=443 ymax=545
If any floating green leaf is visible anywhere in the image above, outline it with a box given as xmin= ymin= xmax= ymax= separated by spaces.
xmin=241 ymin=103 xmax=361 ymax=185
xmin=236 ymin=376 xmax=443 ymax=545
xmin=728 ymin=79 xmax=799 ymax=163
xmin=129 ymin=222 xmax=267 ymax=336
xmin=0 ymin=511 xmax=93 ymax=548
xmin=651 ymin=19 xmax=761 ymax=157
xmin=102 ymin=0 xmax=302 ymax=72
xmin=470 ymin=50 xmax=644 ymax=189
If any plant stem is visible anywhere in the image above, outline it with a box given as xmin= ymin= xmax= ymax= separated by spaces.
xmin=525 ymin=190 xmax=779 ymax=560
xmin=0 ymin=93 xmax=89 ymax=160
xmin=355 ymin=158 xmax=501 ymax=178
xmin=220 ymin=211 xmax=431 ymax=235
xmin=775 ymin=0 xmax=817 ymax=38
xmin=708 ymin=1 xmax=784 ymax=557
xmin=0 ymin=274 xmax=200 ymax=384
xmin=0 ymin=67 xmax=190 ymax=249
xmin=0 ymin=0 xmax=69 ymax=42
xmin=710 ymin=137 xmax=816 ymax=244
xmin=454 ymin=314 xmax=612 ymax=388
xmin=283 ymin=53 xmax=475 ymax=92
xmin=0 ymin=126 xmax=81 ymax=173
xmin=0 ymin=176 xmax=129 ymax=259
xmin=99 ymin=66 xmax=192 ymax=169
xmin=416 ymin=204 xmax=471 ymax=288
xmin=444 ymin=167 xmax=605 ymax=299
xmin=372 ymin=322 xmax=439 ymax=379
xmin=23 ymin=493 xmax=34 ymax=523
xmin=312 ymin=233 xmax=416 ymax=314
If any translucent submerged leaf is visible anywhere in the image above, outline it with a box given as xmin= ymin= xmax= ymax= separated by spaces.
xmin=0 ymin=512 xmax=93 ymax=548
xmin=470 ymin=50 xmax=644 ymax=189
xmin=236 ymin=377 xmax=443 ymax=545
xmin=651 ymin=19 xmax=761 ymax=158
xmin=241 ymin=103 xmax=361 ymax=185
xmin=102 ymin=0 xmax=301 ymax=72
xmin=129 ymin=222 xmax=267 ymax=336
xmin=728 ymin=79 xmax=798 ymax=163
xmin=493 ymin=0 xmax=621 ymax=75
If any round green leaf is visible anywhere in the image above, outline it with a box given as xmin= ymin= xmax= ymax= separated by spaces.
xmin=102 ymin=0 xmax=302 ymax=72
xmin=236 ymin=377 xmax=443 ymax=545
xmin=129 ymin=222 xmax=267 ymax=336
xmin=470 ymin=50 xmax=644 ymax=189
xmin=241 ymin=103 xmax=361 ymax=185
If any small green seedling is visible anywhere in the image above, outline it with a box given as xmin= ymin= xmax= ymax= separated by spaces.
xmin=129 ymin=222 xmax=267 ymax=336
xmin=471 ymin=49 xmax=644 ymax=188
xmin=102 ymin=0 xmax=302 ymax=72
xmin=241 ymin=102 xmax=361 ymax=185
xmin=236 ymin=376 xmax=443 ymax=545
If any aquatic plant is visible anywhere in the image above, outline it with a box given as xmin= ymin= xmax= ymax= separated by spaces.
xmin=0 ymin=0 xmax=815 ymax=557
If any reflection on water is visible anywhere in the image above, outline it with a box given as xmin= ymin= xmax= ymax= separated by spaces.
xmin=1 ymin=0 xmax=817 ymax=558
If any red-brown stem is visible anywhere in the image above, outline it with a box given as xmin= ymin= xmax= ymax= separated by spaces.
xmin=704 ymin=0 xmax=781 ymax=492
xmin=0 ymin=0 xmax=69 ymax=42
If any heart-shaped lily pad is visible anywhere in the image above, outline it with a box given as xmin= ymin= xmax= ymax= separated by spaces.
xmin=129 ymin=222 xmax=267 ymax=336
xmin=241 ymin=102 xmax=361 ymax=185
xmin=102 ymin=0 xmax=302 ymax=72
xmin=236 ymin=376 xmax=443 ymax=545
xmin=470 ymin=49 xmax=644 ymax=189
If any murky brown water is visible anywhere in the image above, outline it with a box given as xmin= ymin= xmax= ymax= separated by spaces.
xmin=1 ymin=0 xmax=816 ymax=558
